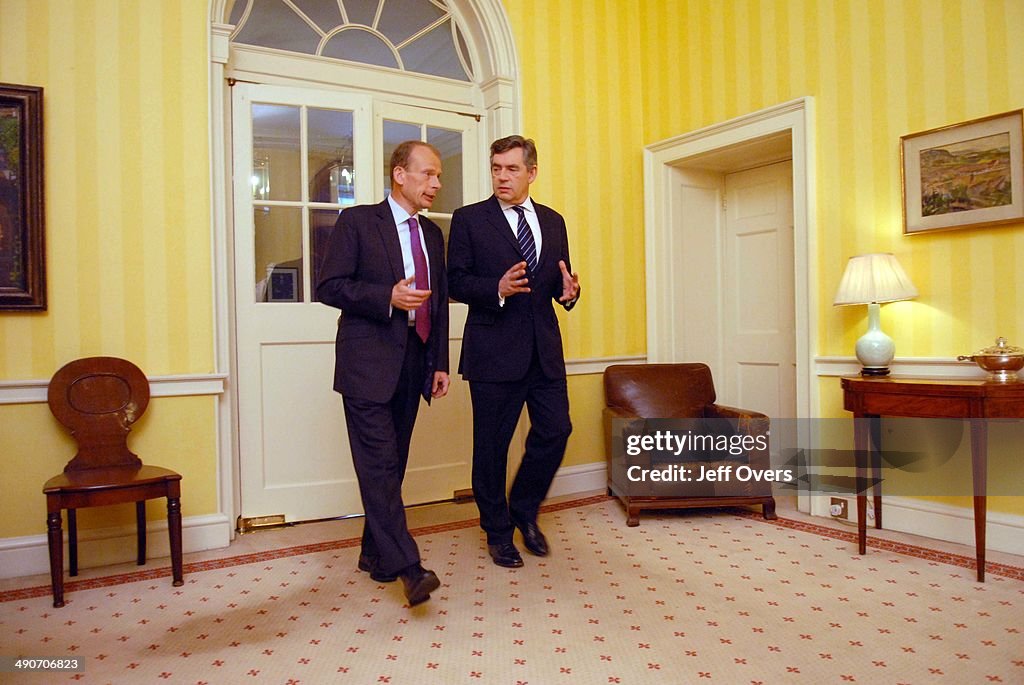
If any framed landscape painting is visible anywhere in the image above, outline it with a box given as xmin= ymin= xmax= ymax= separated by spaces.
xmin=901 ymin=109 xmax=1024 ymax=235
xmin=0 ymin=83 xmax=45 ymax=310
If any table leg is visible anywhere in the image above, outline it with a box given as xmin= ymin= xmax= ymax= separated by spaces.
xmin=869 ymin=416 xmax=883 ymax=530
xmin=853 ymin=415 xmax=870 ymax=555
xmin=969 ymin=419 xmax=987 ymax=582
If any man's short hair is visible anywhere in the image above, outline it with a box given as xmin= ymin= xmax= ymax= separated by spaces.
xmin=390 ymin=140 xmax=441 ymax=182
xmin=490 ymin=135 xmax=537 ymax=168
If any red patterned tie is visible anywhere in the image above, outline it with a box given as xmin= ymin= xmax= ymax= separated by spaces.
xmin=408 ymin=216 xmax=431 ymax=343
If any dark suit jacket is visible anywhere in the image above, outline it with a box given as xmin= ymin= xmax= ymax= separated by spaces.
xmin=317 ymin=200 xmax=449 ymax=403
xmin=448 ymin=196 xmax=577 ymax=383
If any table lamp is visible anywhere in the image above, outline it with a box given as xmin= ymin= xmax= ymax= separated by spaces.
xmin=833 ymin=253 xmax=918 ymax=376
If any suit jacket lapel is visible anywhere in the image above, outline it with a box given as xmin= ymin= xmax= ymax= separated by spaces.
xmin=374 ymin=200 xmax=406 ymax=284
xmin=424 ymin=219 xmax=444 ymax=293
xmin=485 ymin=196 xmax=522 ymax=254
xmin=535 ymin=204 xmax=557 ymax=273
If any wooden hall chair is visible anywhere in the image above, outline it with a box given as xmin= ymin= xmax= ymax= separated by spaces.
xmin=43 ymin=356 xmax=183 ymax=608
xmin=603 ymin=363 xmax=777 ymax=526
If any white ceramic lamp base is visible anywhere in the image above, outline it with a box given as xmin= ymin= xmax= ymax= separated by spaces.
xmin=855 ymin=303 xmax=895 ymax=376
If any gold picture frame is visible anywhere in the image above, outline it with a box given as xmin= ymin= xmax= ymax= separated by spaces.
xmin=901 ymin=109 xmax=1023 ymax=235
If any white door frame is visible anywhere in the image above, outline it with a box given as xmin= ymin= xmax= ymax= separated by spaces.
xmin=643 ymin=98 xmax=818 ymax=508
xmin=207 ymin=0 xmax=521 ymax=535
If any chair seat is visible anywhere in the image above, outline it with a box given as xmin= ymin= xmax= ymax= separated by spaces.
xmin=44 ymin=465 xmax=181 ymax=494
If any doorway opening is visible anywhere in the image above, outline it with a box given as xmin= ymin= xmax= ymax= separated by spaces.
xmin=643 ymin=98 xmax=817 ymax=512
xmin=208 ymin=0 xmax=520 ymax=530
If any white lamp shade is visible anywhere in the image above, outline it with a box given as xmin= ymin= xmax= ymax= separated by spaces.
xmin=833 ymin=253 xmax=918 ymax=306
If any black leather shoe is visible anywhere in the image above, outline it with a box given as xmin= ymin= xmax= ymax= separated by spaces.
xmin=357 ymin=555 xmax=398 ymax=583
xmin=487 ymin=542 xmax=524 ymax=568
xmin=399 ymin=563 xmax=440 ymax=606
xmin=515 ymin=520 xmax=549 ymax=557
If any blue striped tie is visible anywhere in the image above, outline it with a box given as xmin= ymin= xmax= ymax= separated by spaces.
xmin=512 ymin=205 xmax=538 ymax=273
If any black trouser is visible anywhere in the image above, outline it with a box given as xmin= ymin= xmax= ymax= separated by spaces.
xmin=469 ymin=354 xmax=572 ymax=545
xmin=342 ymin=329 xmax=425 ymax=575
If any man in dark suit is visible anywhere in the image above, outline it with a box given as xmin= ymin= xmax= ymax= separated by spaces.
xmin=448 ymin=135 xmax=581 ymax=568
xmin=317 ymin=141 xmax=449 ymax=606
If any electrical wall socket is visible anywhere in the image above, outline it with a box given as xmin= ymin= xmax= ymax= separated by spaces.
xmin=829 ymin=497 xmax=849 ymax=520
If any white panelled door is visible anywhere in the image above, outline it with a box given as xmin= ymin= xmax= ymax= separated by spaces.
xmin=722 ymin=161 xmax=796 ymax=419
xmin=374 ymin=100 xmax=480 ymax=507
xmin=233 ymin=83 xmax=373 ymax=524
xmin=232 ymin=84 xmax=479 ymax=524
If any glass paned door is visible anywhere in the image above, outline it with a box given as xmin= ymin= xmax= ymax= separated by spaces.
xmin=250 ymin=103 xmax=357 ymax=305
xmin=377 ymin=102 xmax=480 ymax=245
xmin=373 ymin=101 xmax=480 ymax=507
xmin=232 ymin=87 xmax=482 ymax=524
xmin=233 ymin=83 xmax=373 ymax=524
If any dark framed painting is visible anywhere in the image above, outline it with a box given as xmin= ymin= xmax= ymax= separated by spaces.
xmin=0 ymin=83 xmax=46 ymax=310
xmin=901 ymin=109 xmax=1024 ymax=235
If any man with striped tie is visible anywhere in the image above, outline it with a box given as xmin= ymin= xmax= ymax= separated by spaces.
xmin=448 ymin=135 xmax=581 ymax=569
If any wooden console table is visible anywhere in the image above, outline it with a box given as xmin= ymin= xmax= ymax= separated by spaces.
xmin=842 ymin=375 xmax=1024 ymax=581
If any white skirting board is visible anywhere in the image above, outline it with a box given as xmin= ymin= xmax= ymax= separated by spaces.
xmin=809 ymin=494 xmax=1023 ymax=557
xmin=545 ymin=461 xmax=608 ymax=499
xmin=0 ymin=514 xmax=232 ymax=581
xmin=860 ymin=495 xmax=1024 ymax=557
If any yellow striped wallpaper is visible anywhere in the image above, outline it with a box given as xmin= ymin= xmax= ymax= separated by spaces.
xmin=0 ymin=0 xmax=216 ymax=539
xmin=629 ymin=0 xmax=1023 ymax=516
xmin=0 ymin=0 xmax=213 ymax=379
xmin=10 ymin=0 xmax=1016 ymax=389
xmin=502 ymin=0 xmax=648 ymax=361
xmin=636 ymin=0 xmax=1024 ymax=364
xmin=2 ymin=0 xmax=1022 ymax=533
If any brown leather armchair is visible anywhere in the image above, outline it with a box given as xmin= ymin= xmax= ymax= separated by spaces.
xmin=603 ymin=363 xmax=777 ymax=526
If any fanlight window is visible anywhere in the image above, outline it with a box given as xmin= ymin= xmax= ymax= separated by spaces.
xmin=228 ymin=0 xmax=475 ymax=82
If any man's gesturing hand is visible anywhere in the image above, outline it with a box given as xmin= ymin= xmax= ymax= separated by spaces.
xmin=391 ymin=276 xmax=431 ymax=311
xmin=558 ymin=260 xmax=580 ymax=303
xmin=498 ymin=261 xmax=531 ymax=298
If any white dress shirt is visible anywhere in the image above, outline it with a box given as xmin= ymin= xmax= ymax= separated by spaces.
xmin=496 ymin=197 xmax=542 ymax=307
xmin=387 ymin=194 xmax=430 ymax=321
xmin=497 ymin=196 xmax=542 ymax=258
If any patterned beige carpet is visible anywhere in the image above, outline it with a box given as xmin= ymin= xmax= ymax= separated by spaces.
xmin=2 ymin=495 xmax=1023 ymax=684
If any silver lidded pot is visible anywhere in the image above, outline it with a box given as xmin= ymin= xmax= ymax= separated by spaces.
xmin=957 ymin=337 xmax=1024 ymax=382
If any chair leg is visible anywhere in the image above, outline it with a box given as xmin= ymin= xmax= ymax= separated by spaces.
xmin=167 ymin=496 xmax=184 ymax=587
xmin=762 ymin=498 xmax=778 ymax=520
xmin=46 ymin=510 xmax=65 ymax=608
xmin=67 ymin=509 xmax=78 ymax=577
xmin=625 ymin=499 xmax=640 ymax=527
xmin=135 ymin=501 xmax=147 ymax=566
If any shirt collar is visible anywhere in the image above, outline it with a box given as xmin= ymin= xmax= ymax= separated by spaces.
xmin=387 ymin=194 xmax=415 ymax=227
xmin=497 ymin=196 xmax=535 ymax=214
